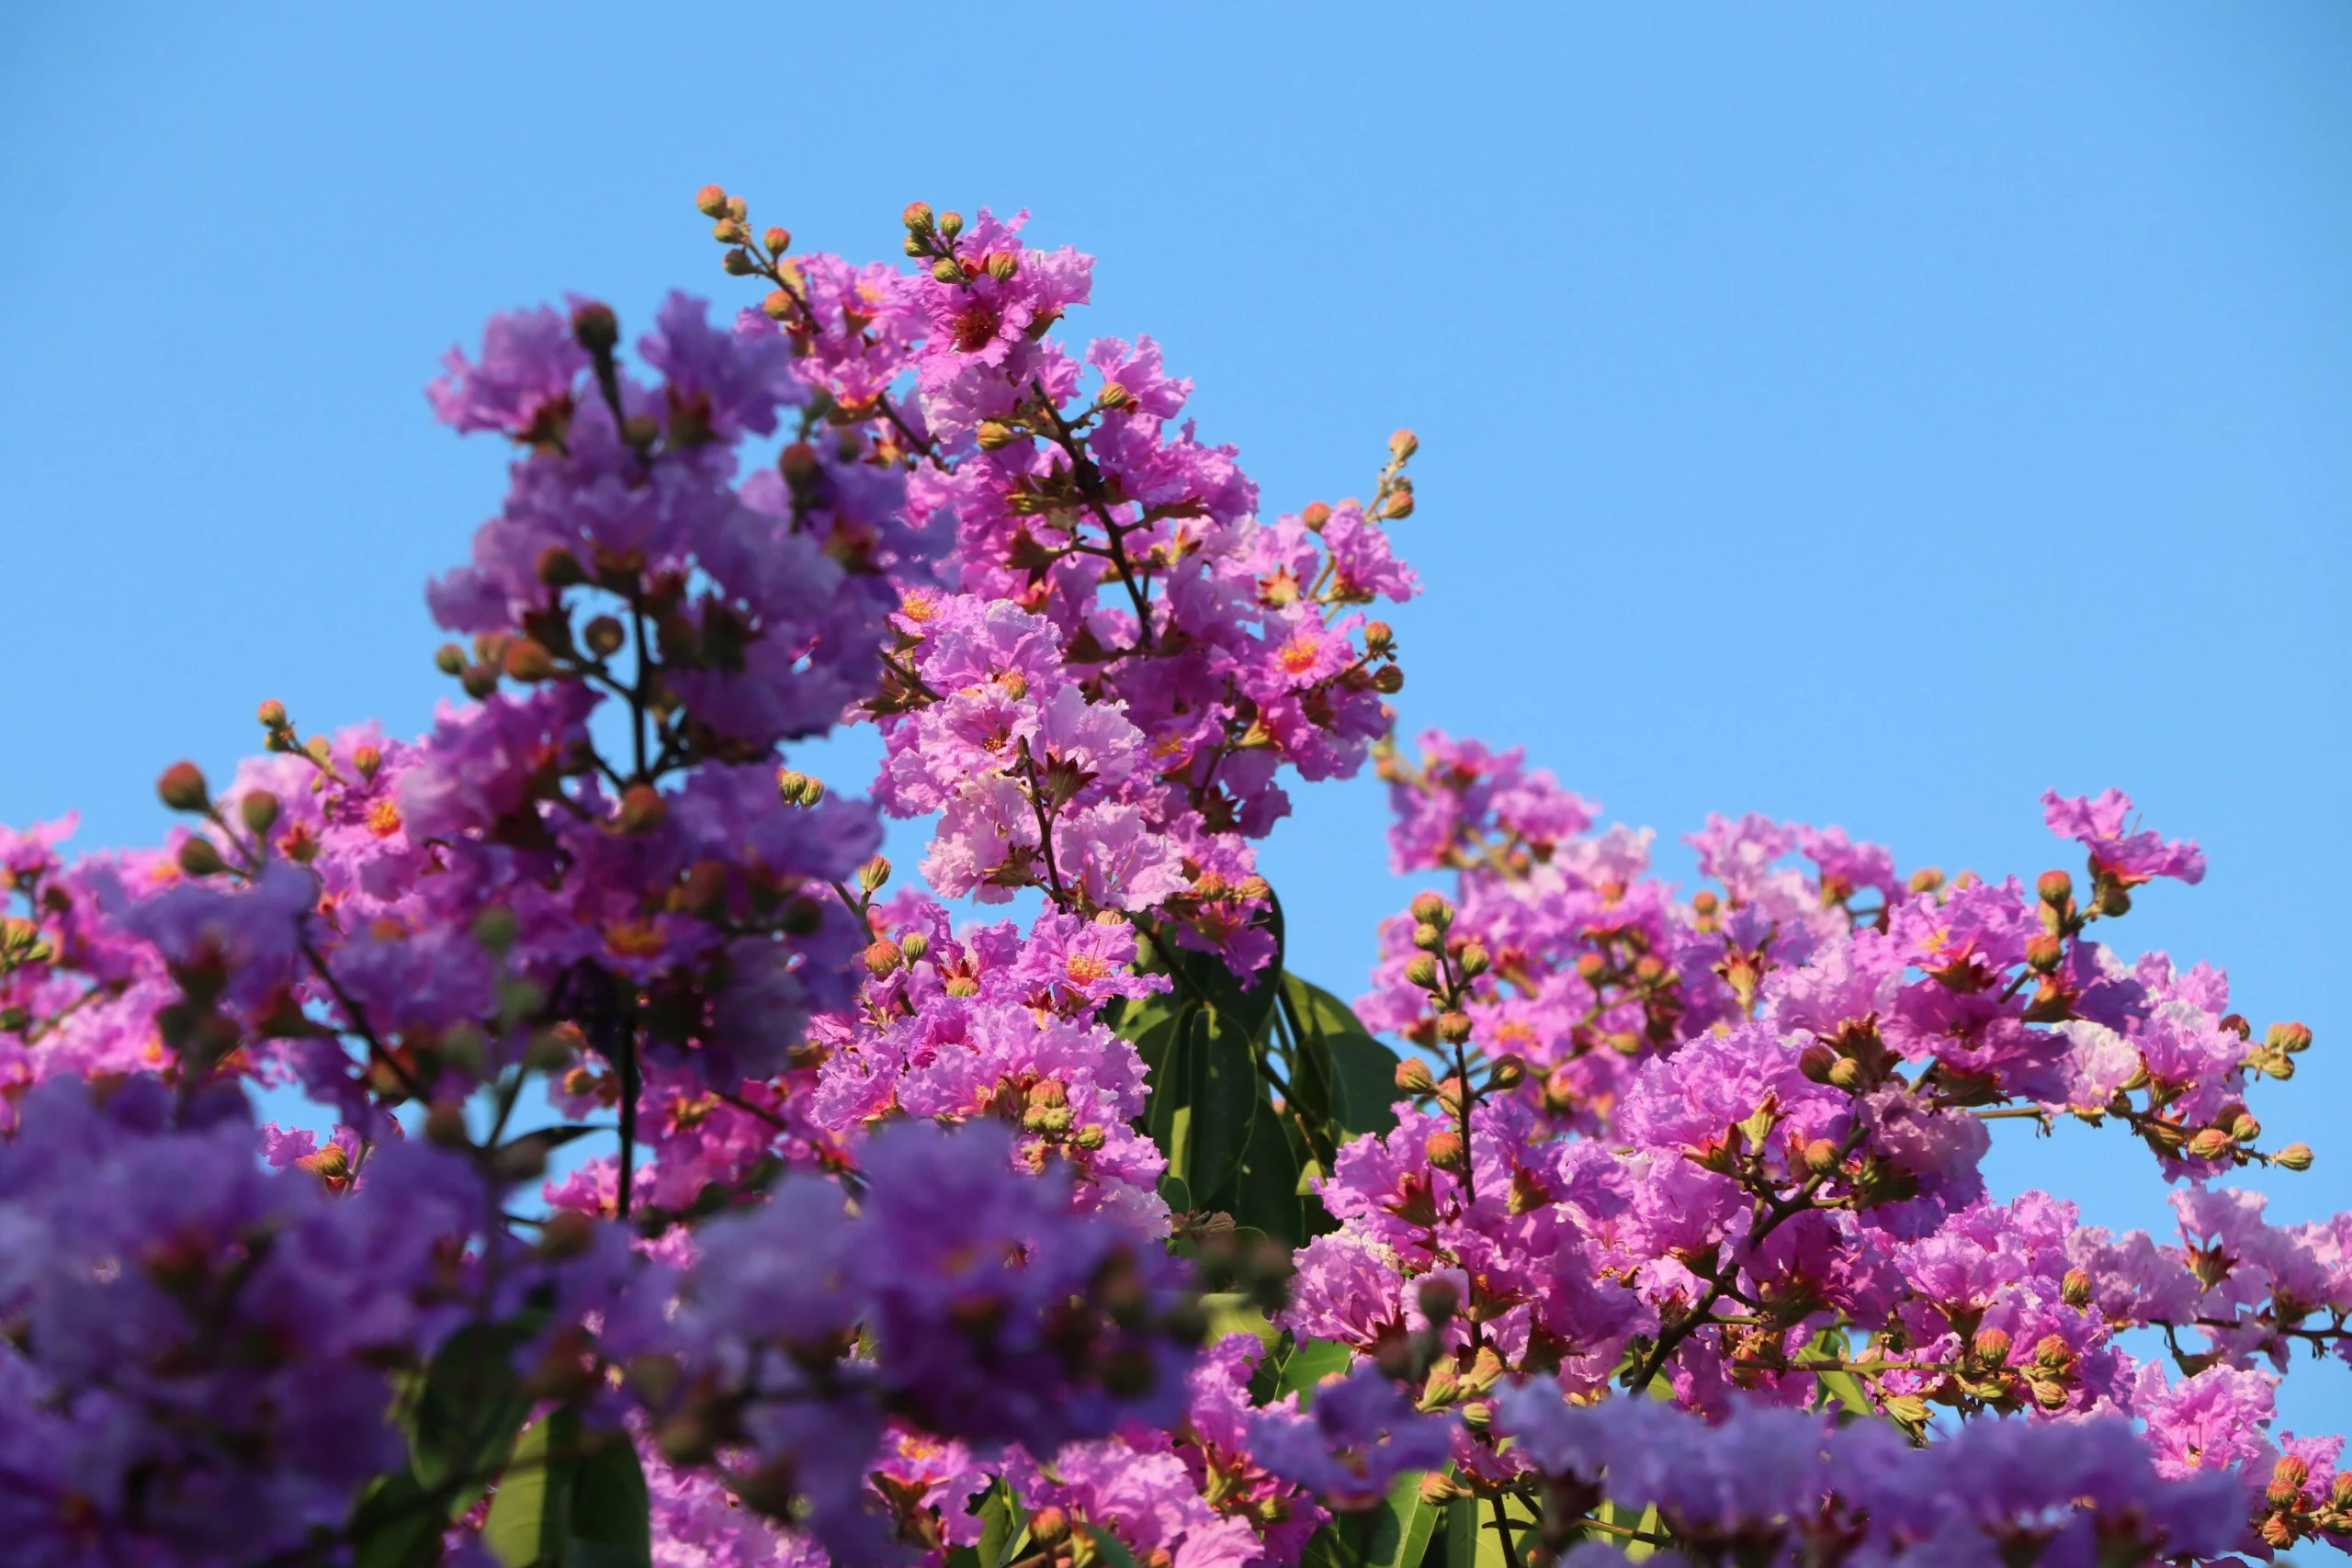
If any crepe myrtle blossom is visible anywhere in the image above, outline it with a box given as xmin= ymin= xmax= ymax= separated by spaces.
xmin=0 ymin=187 xmax=2340 ymax=1568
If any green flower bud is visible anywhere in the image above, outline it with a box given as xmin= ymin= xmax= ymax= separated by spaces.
xmin=156 ymin=761 xmax=210 ymax=814
xmin=175 ymin=836 xmax=226 ymax=877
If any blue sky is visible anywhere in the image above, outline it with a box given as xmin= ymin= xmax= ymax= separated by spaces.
xmin=6 ymin=1 xmax=2348 ymax=1445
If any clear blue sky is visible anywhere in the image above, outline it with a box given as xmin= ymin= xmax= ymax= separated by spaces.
xmin=6 ymin=0 xmax=2348 ymax=1447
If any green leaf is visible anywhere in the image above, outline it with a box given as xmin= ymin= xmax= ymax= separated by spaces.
xmin=1281 ymin=974 xmax=1402 ymax=1139
xmin=1365 ymin=1469 xmax=1444 ymax=1568
xmin=1087 ymin=1524 xmax=1148 ymax=1568
xmin=974 ymin=1477 xmax=1030 ymax=1568
xmin=407 ymin=1319 xmax=537 ymax=1505
xmin=1283 ymin=973 xmax=1373 ymax=1040
xmin=1148 ymin=1005 xmax=1260 ymax=1202
xmin=1202 ymin=1291 xmax=1280 ymax=1352
xmin=1328 ymin=1030 xmax=1403 ymax=1139
xmin=570 ymin=1431 xmax=651 ymax=1563
xmin=482 ymin=1413 xmax=560 ymax=1566
xmin=1450 ymin=1493 xmax=1538 ymax=1568
xmin=1276 ymin=1337 xmax=1356 ymax=1404
xmin=348 ymin=1470 xmax=449 ymax=1568
xmin=1227 ymin=1082 xmax=1306 ymax=1243
xmin=483 ymin=1409 xmax=652 ymax=1568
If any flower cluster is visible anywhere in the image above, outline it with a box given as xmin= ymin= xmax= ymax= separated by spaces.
xmin=0 ymin=189 xmax=2342 ymax=1568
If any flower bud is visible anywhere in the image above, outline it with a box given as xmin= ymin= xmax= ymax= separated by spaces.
xmin=2268 ymin=1454 xmax=2312 ymax=1507
xmin=2062 ymin=1267 xmax=2093 ymax=1308
xmin=424 ymin=1102 xmax=471 ymax=1149
xmin=2097 ymin=884 xmax=2132 ymax=918
xmin=1396 ymin=1058 xmax=1436 ymax=1096
xmin=1435 ymin=1011 xmax=1472 ymax=1045
xmin=976 ymin=421 xmax=1017 ymax=450
xmin=2230 ymin=1111 xmax=2261 ymax=1143
xmin=2026 ymin=932 xmax=2064 ymax=973
xmin=157 ymin=761 xmax=210 ymax=814
xmin=1363 ymin=621 xmax=1394 ymax=655
xmin=986 ymin=250 xmax=1019 ymax=280
xmin=1411 ymin=921 xmax=1444 ymax=953
xmin=763 ymin=288 xmax=796 ymax=321
xmin=2269 ymin=1021 xmax=2314 ymax=1055
xmin=1300 ymin=501 xmax=1333 ymax=530
xmin=1409 ymin=891 xmax=1451 ymax=926
xmin=721 ymin=248 xmax=756 ymax=276
xmin=435 ymin=643 xmax=467 ymax=675
xmin=899 ymin=931 xmax=930 ymax=964
xmin=1798 ymin=1043 xmax=1838 ymax=1085
xmin=694 ymin=184 xmax=729 ymax=219
xmin=2037 ymin=869 xmax=2074 ymax=905
xmin=472 ymin=905 xmax=518 ymax=954
xmin=858 ymin=856 xmax=892 ymax=893
xmin=763 ymin=226 xmax=791 ymax=254
xmin=255 ymin=698 xmax=288 ymax=729
xmin=2277 ymin=1143 xmax=2315 ymax=1172
xmin=240 ymin=791 xmax=280 ymax=836
xmin=1417 ymin=1277 xmax=1459 ymax=1324
xmin=937 ymin=210 xmax=964 ymax=240
xmin=616 ymin=784 xmax=667 ymax=835
xmin=536 ymin=545 xmax=586 ymax=588
xmin=571 ymin=302 xmax=618 ymax=355
xmin=537 ymin=1208 xmax=597 ymax=1262
xmin=1372 ymin=665 xmax=1405 ymax=694
xmin=1424 ymin=1129 xmax=1466 ymax=1169
xmin=1456 ymin=942 xmax=1491 ymax=978
xmin=1827 ymin=1057 xmax=1864 ymax=1091
xmin=2032 ymin=1333 xmax=2074 ymax=1371
xmin=931 ymin=257 xmax=962 ymax=285
xmin=1802 ymin=1137 xmax=1841 ymax=1176
xmin=2187 ymin=1127 xmax=2234 ymax=1160
xmin=583 ymin=616 xmax=626 ymax=659
xmin=1487 ymin=1055 xmax=1525 ymax=1090
xmin=525 ymin=1025 xmax=580 ymax=1075
xmin=1402 ymin=954 xmax=1440 ymax=991
xmin=1389 ymin=428 xmax=1419 ymax=462
xmin=862 ymin=940 xmax=904 ymax=978
xmin=175 ymin=836 xmax=226 ymax=877
xmin=1028 ymin=1507 xmax=1069 ymax=1549
xmin=1971 ymin=1326 xmax=2013 ymax=1364
xmin=1907 ymin=866 xmax=1945 ymax=895
xmin=502 ymin=639 xmax=558 ymax=682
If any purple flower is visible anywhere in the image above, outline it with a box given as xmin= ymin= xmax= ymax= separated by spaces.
xmin=1250 ymin=1365 xmax=1453 ymax=1510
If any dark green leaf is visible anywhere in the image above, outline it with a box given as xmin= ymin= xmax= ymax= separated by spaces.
xmin=1281 ymin=974 xmax=1402 ymax=1140
xmin=1328 ymin=1030 xmax=1402 ymax=1139
xmin=1148 ymin=1006 xmax=1260 ymax=1202
xmin=349 ymin=1470 xmax=449 ymax=1568
xmin=482 ymin=1409 xmax=653 ymax=1568
xmin=569 ymin=1429 xmax=651 ymax=1563
xmin=1227 ymin=1091 xmax=1306 ymax=1244
xmin=408 ymin=1319 xmax=537 ymax=1505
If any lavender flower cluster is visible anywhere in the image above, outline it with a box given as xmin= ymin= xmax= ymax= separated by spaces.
xmin=0 ymin=185 xmax=2340 ymax=1568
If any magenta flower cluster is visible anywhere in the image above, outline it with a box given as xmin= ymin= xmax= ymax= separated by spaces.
xmin=0 ymin=184 xmax=2341 ymax=1568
